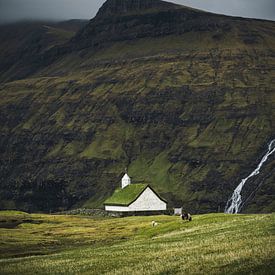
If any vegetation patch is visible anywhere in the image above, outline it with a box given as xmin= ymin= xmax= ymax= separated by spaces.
xmin=104 ymin=184 xmax=148 ymax=206
xmin=0 ymin=212 xmax=274 ymax=274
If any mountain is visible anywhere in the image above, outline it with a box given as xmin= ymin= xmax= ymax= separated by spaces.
xmin=0 ymin=20 xmax=88 ymax=83
xmin=0 ymin=0 xmax=274 ymax=213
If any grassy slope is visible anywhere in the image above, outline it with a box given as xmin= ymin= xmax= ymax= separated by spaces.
xmin=0 ymin=20 xmax=88 ymax=83
xmin=104 ymin=184 xmax=147 ymax=205
xmin=0 ymin=211 xmax=274 ymax=274
xmin=0 ymin=15 xmax=275 ymax=213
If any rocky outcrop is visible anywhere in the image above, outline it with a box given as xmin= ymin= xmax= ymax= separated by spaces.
xmin=96 ymin=0 xmax=180 ymax=17
xmin=71 ymin=1 xmax=231 ymax=50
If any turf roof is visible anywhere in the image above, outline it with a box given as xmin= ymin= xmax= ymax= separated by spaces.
xmin=104 ymin=184 xmax=148 ymax=206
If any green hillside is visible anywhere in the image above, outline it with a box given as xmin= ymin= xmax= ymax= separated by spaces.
xmin=0 ymin=20 xmax=88 ymax=83
xmin=0 ymin=0 xmax=275 ymax=213
xmin=0 ymin=211 xmax=274 ymax=274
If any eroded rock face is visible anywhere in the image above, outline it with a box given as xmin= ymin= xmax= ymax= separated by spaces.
xmin=96 ymin=0 xmax=180 ymax=17
xmin=72 ymin=1 xmax=230 ymax=50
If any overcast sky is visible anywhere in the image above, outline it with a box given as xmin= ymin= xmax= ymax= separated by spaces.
xmin=0 ymin=0 xmax=274 ymax=24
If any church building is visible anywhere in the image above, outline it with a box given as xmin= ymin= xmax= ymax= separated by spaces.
xmin=104 ymin=172 xmax=167 ymax=212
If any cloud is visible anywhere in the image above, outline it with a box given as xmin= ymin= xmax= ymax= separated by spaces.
xmin=0 ymin=0 xmax=104 ymax=23
xmin=0 ymin=0 xmax=274 ymax=24
xmin=175 ymin=0 xmax=275 ymax=20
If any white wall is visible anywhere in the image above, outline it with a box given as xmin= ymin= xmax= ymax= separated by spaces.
xmin=174 ymin=208 xmax=182 ymax=215
xmin=105 ymin=187 xmax=167 ymax=212
xmin=105 ymin=205 xmax=130 ymax=212
xmin=129 ymin=187 xmax=166 ymax=211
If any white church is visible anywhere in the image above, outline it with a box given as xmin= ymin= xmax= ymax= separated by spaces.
xmin=104 ymin=172 xmax=167 ymax=213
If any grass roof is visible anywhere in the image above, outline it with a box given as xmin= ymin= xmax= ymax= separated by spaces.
xmin=104 ymin=184 xmax=148 ymax=206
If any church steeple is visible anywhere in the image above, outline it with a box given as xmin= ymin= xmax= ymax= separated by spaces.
xmin=121 ymin=169 xmax=131 ymax=189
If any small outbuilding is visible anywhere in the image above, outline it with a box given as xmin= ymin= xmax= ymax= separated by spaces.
xmin=173 ymin=207 xmax=183 ymax=216
xmin=104 ymin=173 xmax=167 ymax=213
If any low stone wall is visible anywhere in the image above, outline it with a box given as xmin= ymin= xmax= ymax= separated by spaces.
xmin=56 ymin=208 xmax=112 ymax=217
xmin=56 ymin=208 xmax=173 ymax=217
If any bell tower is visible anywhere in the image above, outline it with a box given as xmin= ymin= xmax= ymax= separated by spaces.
xmin=121 ymin=169 xmax=131 ymax=189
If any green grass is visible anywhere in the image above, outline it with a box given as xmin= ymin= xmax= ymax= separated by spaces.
xmin=80 ymin=123 xmax=126 ymax=160
xmin=0 ymin=212 xmax=274 ymax=274
xmin=104 ymin=184 xmax=148 ymax=206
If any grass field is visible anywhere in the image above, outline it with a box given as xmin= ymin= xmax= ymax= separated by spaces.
xmin=0 ymin=211 xmax=274 ymax=274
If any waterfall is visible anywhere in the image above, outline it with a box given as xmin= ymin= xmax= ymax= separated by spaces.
xmin=225 ymin=139 xmax=275 ymax=214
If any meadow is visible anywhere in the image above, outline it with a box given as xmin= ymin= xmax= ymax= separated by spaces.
xmin=0 ymin=211 xmax=274 ymax=274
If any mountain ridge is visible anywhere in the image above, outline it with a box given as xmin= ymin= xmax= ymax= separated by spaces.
xmin=1 ymin=0 xmax=274 ymax=83
xmin=96 ymin=0 xmax=182 ymax=17
xmin=0 ymin=20 xmax=88 ymax=83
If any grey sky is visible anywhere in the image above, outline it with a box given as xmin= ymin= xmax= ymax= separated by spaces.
xmin=0 ymin=0 xmax=274 ymax=24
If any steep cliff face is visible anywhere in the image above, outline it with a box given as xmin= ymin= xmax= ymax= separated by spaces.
xmin=0 ymin=0 xmax=275 ymax=213
xmin=70 ymin=0 xmax=229 ymax=50
xmin=96 ymin=0 xmax=180 ymax=16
